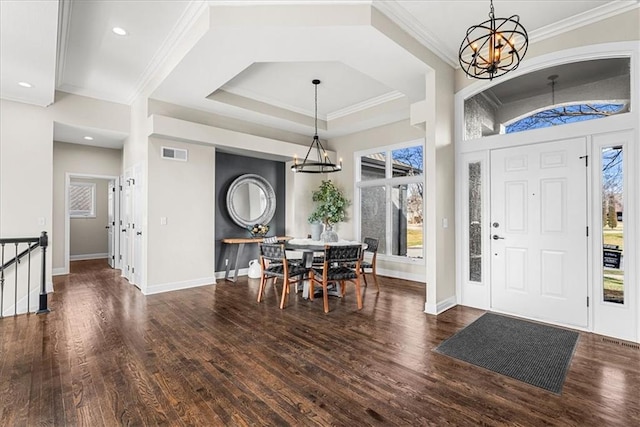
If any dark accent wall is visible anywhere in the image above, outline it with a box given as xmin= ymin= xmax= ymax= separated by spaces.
xmin=215 ymin=152 xmax=286 ymax=272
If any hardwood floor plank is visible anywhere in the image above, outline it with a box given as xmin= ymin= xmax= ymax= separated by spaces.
xmin=1 ymin=259 xmax=639 ymax=426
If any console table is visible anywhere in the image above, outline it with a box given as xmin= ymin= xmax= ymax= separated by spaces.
xmin=221 ymin=236 xmax=292 ymax=282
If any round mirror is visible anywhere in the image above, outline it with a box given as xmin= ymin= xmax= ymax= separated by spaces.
xmin=226 ymin=174 xmax=276 ymax=229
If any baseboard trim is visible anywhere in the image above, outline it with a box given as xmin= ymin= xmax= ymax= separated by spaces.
xmin=214 ymin=267 xmax=249 ymax=281
xmin=376 ymin=267 xmax=426 ymax=283
xmin=52 ymin=267 xmax=68 ymax=276
xmin=425 ymin=295 xmax=457 ymax=315
xmin=143 ymin=276 xmax=217 ymax=295
xmin=70 ymin=253 xmax=108 ymax=261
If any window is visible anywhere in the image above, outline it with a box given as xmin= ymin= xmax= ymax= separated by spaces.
xmin=463 ymin=58 xmax=630 ymax=140
xmin=70 ymin=182 xmax=96 ymax=218
xmin=356 ymin=141 xmax=423 ymax=259
xmin=601 ymin=146 xmax=624 ymax=304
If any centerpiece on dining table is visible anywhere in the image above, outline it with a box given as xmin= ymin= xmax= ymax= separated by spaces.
xmin=308 ymin=180 xmax=350 ymax=242
xmin=248 ymin=223 xmax=269 ymax=238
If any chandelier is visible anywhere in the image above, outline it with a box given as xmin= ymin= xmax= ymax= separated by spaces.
xmin=458 ymin=0 xmax=528 ymax=80
xmin=291 ymin=79 xmax=342 ymax=173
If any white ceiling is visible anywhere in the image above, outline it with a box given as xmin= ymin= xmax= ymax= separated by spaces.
xmin=0 ymin=0 xmax=638 ymax=149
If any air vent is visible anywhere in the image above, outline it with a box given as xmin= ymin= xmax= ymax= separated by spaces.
xmin=602 ymin=337 xmax=640 ymax=350
xmin=161 ymin=146 xmax=188 ymax=161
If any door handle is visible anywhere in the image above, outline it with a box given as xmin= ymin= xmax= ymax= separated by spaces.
xmin=492 ymin=235 xmax=505 ymax=240
xmin=122 ymin=229 xmax=127 ymax=232
xmin=136 ymin=231 xmax=142 ymax=236
xmin=105 ymin=226 xmax=110 ymax=229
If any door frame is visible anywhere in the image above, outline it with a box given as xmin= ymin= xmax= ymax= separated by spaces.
xmin=454 ymin=41 xmax=639 ymax=341
xmin=64 ymin=172 xmax=121 ymax=274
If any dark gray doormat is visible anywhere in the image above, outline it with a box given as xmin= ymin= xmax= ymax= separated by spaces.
xmin=434 ymin=313 xmax=579 ymax=394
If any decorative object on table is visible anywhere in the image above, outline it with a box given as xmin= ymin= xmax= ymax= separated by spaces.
xmin=247 ymin=259 xmax=261 ymax=279
xmin=308 ymin=180 xmax=350 ymax=243
xmin=248 ymin=223 xmax=269 ymax=238
xmin=458 ymin=0 xmax=528 ymax=81
xmin=226 ymin=174 xmax=276 ymax=229
xmin=309 ymin=221 xmax=323 ymax=241
xmin=291 ymin=79 xmax=342 ymax=174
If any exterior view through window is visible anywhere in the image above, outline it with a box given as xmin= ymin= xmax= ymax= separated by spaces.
xmin=357 ymin=143 xmax=423 ymax=259
xmin=602 ymin=146 xmax=624 ymax=304
xmin=464 ymin=58 xmax=630 ymax=140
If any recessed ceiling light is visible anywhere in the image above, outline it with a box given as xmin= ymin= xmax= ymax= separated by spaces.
xmin=112 ymin=27 xmax=127 ymax=36
xmin=18 ymin=81 xmax=32 ymax=88
xmin=83 ymin=136 xmax=94 ymax=141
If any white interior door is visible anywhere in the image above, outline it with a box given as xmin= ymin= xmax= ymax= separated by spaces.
xmin=490 ymin=138 xmax=588 ymax=328
xmin=107 ymin=180 xmax=115 ymax=268
xmin=121 ymin=173 xmax=132 ymax=281
xmin=132 ymin=164 xmax=143 ymax=287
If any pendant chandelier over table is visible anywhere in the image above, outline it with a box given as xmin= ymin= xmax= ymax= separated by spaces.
xmin=291 ymin=79 xmax=342 ymax=173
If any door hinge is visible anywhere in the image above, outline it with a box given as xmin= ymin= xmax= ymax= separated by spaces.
xmin=111 ymin=255 xmax=115 ymax=260
xmin=112 ymin=187 xmax=116 ymax=192
xmin=587 ymin=296 xmax=590 ymax=307
xmin=119 ymin=185 xmax=123 ymax=191
xmin=119 ymin=254 xmax=122 ymax=260
xmin=579 ymin=155 xmax=589 ymax=166
xmin=586 ymin=226 xmax=589 ymax=237
xmin=132 ymin=267 xmax=135 ymax=273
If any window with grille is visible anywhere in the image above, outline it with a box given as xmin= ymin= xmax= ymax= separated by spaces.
xmin=69 ymin=182 xmax=96 ymax=218
xmin=356 ymin=141 xmax=424 ymax=260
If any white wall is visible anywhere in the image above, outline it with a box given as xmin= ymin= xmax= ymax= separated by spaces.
xmin=52 ymin=142 xmax=122 ymax=270
xmin=146 ymin=137 xmax=215 ymax=293
xmin=69 ymin=178 xmax=109 ymax=258
xmin=0 ymin=92 xmax=128 ymax=313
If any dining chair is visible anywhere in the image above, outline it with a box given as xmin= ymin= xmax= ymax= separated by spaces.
xmin=258 ymin=243 xmax=310 ymax=309
xmin=357 ymin=237 xmax=380 ymax=293
xmin=309 ymin=244 xmax=363 ymax=313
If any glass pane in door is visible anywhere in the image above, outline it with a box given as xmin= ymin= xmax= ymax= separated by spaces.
xmin=601 ymin=146 xmax=624 ymax=304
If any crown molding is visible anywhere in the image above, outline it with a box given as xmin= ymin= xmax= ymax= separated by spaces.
xmin=126 ymin=0 xmax=209 ymax=104
xmin=220 ymin=86 xmax=319 ymax=119
xmin=372 ymin=0 xmax=458 ymax=68
xmin=56 ymin=0 xmax=73 ymax=88
xmin=530 ymin=0 xmax=640 ymax=44
xmin=327 ymin=90 xmax=405 ymax=121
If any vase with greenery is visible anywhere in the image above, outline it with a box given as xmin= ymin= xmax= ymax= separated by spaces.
xmin=308 ymin=180 xmax=349 ymax=242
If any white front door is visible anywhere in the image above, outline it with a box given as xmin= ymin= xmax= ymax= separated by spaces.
xmin=490 ymin=138 xmax=588 ymax=328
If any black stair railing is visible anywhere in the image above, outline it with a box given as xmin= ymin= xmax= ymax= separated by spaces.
xmin=0 ymin=231 xmax=49 ymax=318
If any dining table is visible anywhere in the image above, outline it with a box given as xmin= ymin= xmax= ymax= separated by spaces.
xmin=285 ymin=238 xmax=367 ymax=298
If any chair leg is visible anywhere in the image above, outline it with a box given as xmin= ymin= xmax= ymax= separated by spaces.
xmin=354 ymin=276 xmax=363 ymax=310
xmin=322 ymin=282 xmax=329 ymax=313
xmin=279 ymin=279 xmax=289 ymax=309
xmin=372 ymin=269 xmax=380 ymax=293
xmin=308 ymin=272 xmax=315 ymax=301
xmin=361 ymin=266 xmax=368 ymax=287
xmin=340 ymin=280 xmax=346 ymax=297
xmin=257 ymin=275 xmax=266 ymax=302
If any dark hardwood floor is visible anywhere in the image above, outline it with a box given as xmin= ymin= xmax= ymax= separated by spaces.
xmin=1 ymin=259 xmax=639 ymax=426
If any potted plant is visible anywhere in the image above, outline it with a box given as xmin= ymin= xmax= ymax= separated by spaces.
xmin=308 ymin=180 xmax=350 ymax=242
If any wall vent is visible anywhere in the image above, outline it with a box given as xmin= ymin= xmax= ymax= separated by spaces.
xmin=161 ymin=146 xmax=188 ymax=161
xmin=602 ymin=337 xmax=640 ymax=350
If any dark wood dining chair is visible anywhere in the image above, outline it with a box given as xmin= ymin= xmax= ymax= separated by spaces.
xmin=358 ymin=237 xmax=380 ymax=292
xmin=258 ymin=243 xmax=310 ymax=309
xmin=309 ymin=244 xmax=363 ymax=313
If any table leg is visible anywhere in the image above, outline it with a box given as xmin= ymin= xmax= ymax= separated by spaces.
xmin=301 ymin=251 xmax=313 ymax=298
xmin=224 ymin=243 xmax=232 ymax=281
xmin=224 ymin=243 xmax=245 ymax=282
